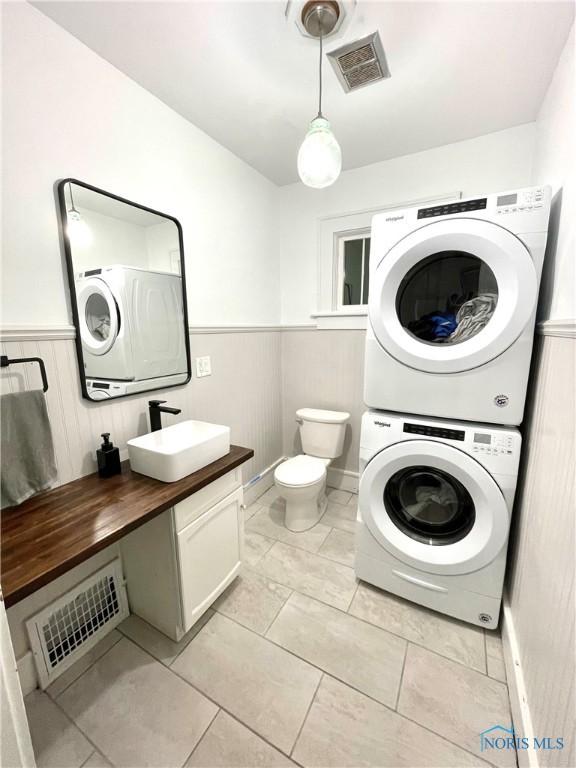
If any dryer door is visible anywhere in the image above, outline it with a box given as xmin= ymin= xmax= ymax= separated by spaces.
xmin=76 ymin=277 xmax=119 ymax=356
xmin=369 ymin=218 xmax=537 ymax=373
xmin=359 ymin=440 xmax=510 ymax=575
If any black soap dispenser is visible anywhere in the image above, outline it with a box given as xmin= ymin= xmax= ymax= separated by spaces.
xmin=97 ymin=433 xmax=121 ymax=478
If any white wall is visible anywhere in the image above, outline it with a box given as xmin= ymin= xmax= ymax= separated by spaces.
xmin=504 ymin=27 xmax=575 ymax=768
xmin=73 ymin=208 xmax=148 ymax=272
xmin=277 ymin=123 xmax=536 ymax=325
xmin=1 ymin=3 xmax=280 ymax=328
xmin=532 ymin=23 xmax=575 ymax=324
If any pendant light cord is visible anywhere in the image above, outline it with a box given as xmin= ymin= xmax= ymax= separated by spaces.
xmin=318 ymin=9 xmax=323 ymax=118
xmin=69 ymin=182 xmax=77 ymax=213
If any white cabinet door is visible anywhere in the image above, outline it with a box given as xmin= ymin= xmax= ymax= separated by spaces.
xmin=176 ymin=487 xmax=243 ymax=632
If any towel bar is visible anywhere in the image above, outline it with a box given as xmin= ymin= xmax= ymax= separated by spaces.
xmin=0 ymin=355 xmax=49 ymax=392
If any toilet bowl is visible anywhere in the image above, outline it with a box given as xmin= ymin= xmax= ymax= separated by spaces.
xmin=274 ymin=408 xmax=350 ymax=532
xmin=275 ymin=455 xmax=330 ymax=531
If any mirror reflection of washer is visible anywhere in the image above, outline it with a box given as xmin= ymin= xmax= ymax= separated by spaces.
xmin=76 ymin=265 xmax=188 ymax=386
xmin=355 ymin=411 xmax=521 ymax=629
xmin=364 ymin=186 xmax=551 ymax=425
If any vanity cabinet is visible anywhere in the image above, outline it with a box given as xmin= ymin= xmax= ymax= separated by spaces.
xmin=121 ymin=467 xmax=243 ymax=641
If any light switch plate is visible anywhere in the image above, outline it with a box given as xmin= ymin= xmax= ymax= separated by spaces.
xmin=195 ymin=356 xmax=212 ymax=377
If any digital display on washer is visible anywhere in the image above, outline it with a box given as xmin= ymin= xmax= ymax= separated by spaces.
xmin=473 ymin=433 xmax=492 ymax=444
xmin=92 ymin=382 xmax=110 ymax=389
xmin=417 ymin=198 xmax=487 ymax=219
xmin=403 ymin=423 xmax=465 ymax=441
xmin=496 ymin=193 xmax=517 ymax=207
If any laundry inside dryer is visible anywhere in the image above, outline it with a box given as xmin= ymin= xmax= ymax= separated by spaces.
xmin=396 ymin=250 xmax=499 ymax=344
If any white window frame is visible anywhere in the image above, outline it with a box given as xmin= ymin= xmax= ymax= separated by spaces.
xmin=336 ymin=229 xmax=371 ymax=310
xmin=313 ymin=191 xmax=462 ymax=329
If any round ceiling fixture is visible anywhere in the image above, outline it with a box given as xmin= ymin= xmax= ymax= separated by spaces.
xmin=297 ymin=1 xmax=342 ymax=189
xmin=301 ymin=1 xmax=340 ymax=38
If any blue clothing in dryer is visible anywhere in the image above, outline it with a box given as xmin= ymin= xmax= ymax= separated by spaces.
xmin=429 ymin=312 xmax=457 ymax=338
xmin=408 ymin=312 xmax=457 ymax=341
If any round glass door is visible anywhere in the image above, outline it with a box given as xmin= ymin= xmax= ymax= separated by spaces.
xmin=396 ymin=251 xmax=498 ymax=345
xmin=384 ymin=466 xmax=475 ymax=545
xmin=85 ymin=292 xmax=112 ymax=343
xmin=369 ymin=219 xmax=537 ymax=373
xmin=358 ymin=439 xmax=510 ymax=574
xmin=76 ymin=278 xmax=119 ymax=355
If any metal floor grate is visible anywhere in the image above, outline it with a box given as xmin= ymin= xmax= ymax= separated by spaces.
xmin=26 ymin=559 xmax=129 ymax=688
xmin=42 ymin=575 xmax=120 ymax=668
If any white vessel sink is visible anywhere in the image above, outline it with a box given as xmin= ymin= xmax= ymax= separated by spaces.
xmin=127 ymin=420 xmax=231 ymax=483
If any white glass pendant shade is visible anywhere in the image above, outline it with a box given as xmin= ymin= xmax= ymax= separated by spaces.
xmin=67 ymin=208 xmax=93 ymax=248
xmin=297 ymin=117 xmax=342 ymax=189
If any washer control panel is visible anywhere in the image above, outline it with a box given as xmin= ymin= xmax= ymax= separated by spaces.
xmin=404 ymin=423 xmax=465 ymax=441
xmin=472 ymin=432 xmax=514 ymax=456
xmin=496 ymin=187 xmax=545 ymax=215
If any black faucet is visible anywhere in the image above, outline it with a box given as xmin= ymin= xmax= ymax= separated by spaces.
xmin=148 ymin=400 xmax=182 ymax=432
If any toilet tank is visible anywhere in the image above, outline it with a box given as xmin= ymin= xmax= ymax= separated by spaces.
xmin=297 ymin=408 xmax=350 ymax=459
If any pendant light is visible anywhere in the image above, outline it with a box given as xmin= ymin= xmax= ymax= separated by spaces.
xmin=297 ymin=1 xmax=342 ymax=188
xmin=67 ymin=183 xmax=92 ymax=247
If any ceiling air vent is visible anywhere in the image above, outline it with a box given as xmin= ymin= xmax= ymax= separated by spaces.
xmin=327 ymin=31 xmax=390 ymax=93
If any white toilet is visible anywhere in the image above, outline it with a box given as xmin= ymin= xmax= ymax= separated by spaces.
xmin=274 ymin=408 xmax=350 ymax=532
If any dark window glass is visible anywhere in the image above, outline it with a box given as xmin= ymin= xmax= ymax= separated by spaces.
xmin=396 ymin=252 xmax=498 ymax=345
xmin=342 ymin=237 xmax=371 ymax=306
xmin=384 ymin=466 xmax=475 ymax=546
xmin=343 ymin=239 xmax=363 ymax=305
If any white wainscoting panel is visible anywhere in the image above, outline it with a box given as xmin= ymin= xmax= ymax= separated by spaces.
xmin=281 ymin=329 xmax=365 ymax=474
xmin=505 ymin=334 xmax=575 ymax=768
xmin=0 ymin=330 xmax=283 ymax=489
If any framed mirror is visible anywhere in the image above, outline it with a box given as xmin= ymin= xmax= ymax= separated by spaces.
xmin=57 ymin=179 xmax=191 ymax=401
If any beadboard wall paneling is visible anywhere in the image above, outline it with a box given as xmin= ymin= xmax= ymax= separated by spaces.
xmin=0 ymin=331 xmax=282 ymax=489
xmin=281 ymin=329 xmax=365 ymax=474
xmin=506 ymin=334 xmax=575 ymax=768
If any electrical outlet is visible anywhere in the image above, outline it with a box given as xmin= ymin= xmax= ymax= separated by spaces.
xmin=195 ymin=356 xmax=212 ymax=377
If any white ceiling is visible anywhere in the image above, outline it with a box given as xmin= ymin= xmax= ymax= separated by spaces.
xmin=71 ymin=183 xmax=169 ymax=226
xmin=34 ymin=0 xmax=574 ymax=185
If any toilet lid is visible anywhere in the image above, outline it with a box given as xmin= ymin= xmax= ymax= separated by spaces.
xmin=275 ymin=455 xmax=327 ymax=487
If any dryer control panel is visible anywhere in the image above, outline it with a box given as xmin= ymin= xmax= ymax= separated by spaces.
xmin=495 ymin=187 xmax=546 ymax=216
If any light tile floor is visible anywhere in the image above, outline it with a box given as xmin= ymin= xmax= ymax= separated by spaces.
xmin=26 ymin=488 xmax=512 ymax=768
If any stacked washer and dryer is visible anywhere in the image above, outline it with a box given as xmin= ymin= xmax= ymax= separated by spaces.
xmin=355 ymin=187 xmax=551 ymax=629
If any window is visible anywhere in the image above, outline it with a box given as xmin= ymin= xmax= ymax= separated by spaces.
xmin=337 ymin=232 xmax=371 ymax=308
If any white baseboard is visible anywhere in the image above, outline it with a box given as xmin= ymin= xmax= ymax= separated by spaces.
xmin=502 ymin=599 xmax=538 ymax=768
xmin=327 ymin=467 xmax=359 ymax=493
xmin=17 ymin=651 xmax=38 ymax=696
xmin=243 ymin=457 xmax=286 ymax=506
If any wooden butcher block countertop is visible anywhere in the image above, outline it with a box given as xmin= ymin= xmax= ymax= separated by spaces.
xmin=1 ymin=445 xmax=253 ymax=607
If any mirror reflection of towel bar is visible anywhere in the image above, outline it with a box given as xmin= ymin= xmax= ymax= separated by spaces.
xmin=0 ymin=355 xmax=49 ymax=392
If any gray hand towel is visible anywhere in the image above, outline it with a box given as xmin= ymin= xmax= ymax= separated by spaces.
xmin=1 ymin=390 xmax=58 ymax=508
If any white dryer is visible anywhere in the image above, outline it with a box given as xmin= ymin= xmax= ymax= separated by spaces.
xmin=76 ymin=265 xmax=187 ymax=383
xmin=364 ymin=186 xmax=551 ymax=425
xmin=355 ymin=411 xmax=521 ymax=629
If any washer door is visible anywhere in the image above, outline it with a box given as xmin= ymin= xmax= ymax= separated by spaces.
xmin=359 ymin=440 xmax=509 ymax=575
xmin=76 ymin=278 xmax=119 ymax=356
xmin=369 ymin=218 xmax=537 ymax=373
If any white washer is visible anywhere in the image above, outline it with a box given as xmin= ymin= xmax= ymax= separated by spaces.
xmin=355 ymin=411 xmax=521 ymax=629
xmin=76 ymin=265 xmax=188 ymax=383
xmin=364 ymin=186 xmax=551 ymax=425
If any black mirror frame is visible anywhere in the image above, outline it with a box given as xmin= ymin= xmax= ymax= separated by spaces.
xmin=56 ymin=178 xmax=192 ymax=403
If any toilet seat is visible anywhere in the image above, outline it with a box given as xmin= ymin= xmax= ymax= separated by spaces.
xmin=274 ymin=455 xmax=327 ymax=488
